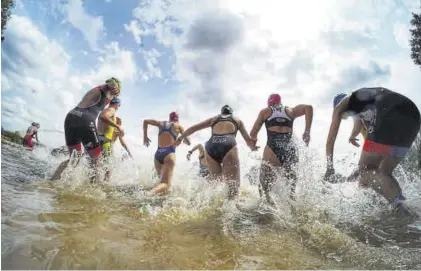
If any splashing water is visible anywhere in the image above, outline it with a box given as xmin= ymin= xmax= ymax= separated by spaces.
xmin=2 ymin=139 xmax=421 ymax=269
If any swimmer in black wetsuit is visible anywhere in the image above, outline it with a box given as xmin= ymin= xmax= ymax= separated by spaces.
xmin=249 ymin=94 xmax=313 ymax=205
xmin=187 ymin=143 xmax=210 ymax=178
xmin=325 ymin=87 xmax=421 ymax=211
xmin=143 ymin=112 xmax=191 ymax=195
xmin=50 ymin=77 xmax=122 ymax=182
xmin=174 ymin=105 xmax=258 ymax=199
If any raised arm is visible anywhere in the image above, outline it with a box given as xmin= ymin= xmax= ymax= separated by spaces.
xmin=143 ymin=119 xmax=162 ymax=147
xmin=175 ymin=117 xmax=214 ymax=146
xmin=291 ymin=104 xmax=313 ymax=133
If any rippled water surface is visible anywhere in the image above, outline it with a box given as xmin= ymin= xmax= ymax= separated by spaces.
xmin=2 ymin=142 xmax=421 ymax=269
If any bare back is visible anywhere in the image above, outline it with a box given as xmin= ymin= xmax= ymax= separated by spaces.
xmin=261 ymin=107 xmax=295 ymax=134
xmin=158 ymin=121 xmax=182 ymax=148
xmin=211 ymin=115 xmax=240 ymax=135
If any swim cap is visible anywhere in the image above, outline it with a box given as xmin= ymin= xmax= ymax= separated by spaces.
xmin=105 ymin=77 xmax=121 ymax=90
xmin=333 ymin=93 xmax=347 ymax=108
xmin=221 ymin=105 xmax=233 ymax=115
xmin=268 ymin=94 xmax=281 ymax=106
xmin=110 ymin=97 xmax=121 ymax=104
xmin=170 ymin=111 xmax=179 ymax=121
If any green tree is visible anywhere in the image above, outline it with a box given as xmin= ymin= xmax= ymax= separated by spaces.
xmin=1 ymin=0 xmax=15 ymax=42
xmin=410 ymin=10 xmax=421 ymax=68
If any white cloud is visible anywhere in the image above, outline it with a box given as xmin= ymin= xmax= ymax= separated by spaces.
xmin=126 ymin=0 xmax=421 ymax=165
xmin=124 ymin=20 xmax=145 ymax=44
xmin=138 ymin=48 xmax=163 ymax=81
xmin=1 ymin=15 xmax=137 ymax=148
xmin=66 ymin=0 xmax=105 ymax=51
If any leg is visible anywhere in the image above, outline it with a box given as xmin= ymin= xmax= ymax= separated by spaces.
xmin=204 ymin=148 xmax=222 ymax=181
xmin=358 ymin=151 xmax=403 ymax=202
xmin=259 ymin=145 xmax=281 ymax=205
xmin=221 ymin=146 xmax=240 ymax=200
xmin=50 ymin=144 xmax=82 ymax=181
xmin=154 ymin=158 xmax=163 ymax=177
xmin=150 ymin=153 xmax=176 ymax=195
xmin=283 ymin=145 xmax=298 ymax=200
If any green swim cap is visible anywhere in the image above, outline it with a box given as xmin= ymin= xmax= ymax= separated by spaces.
xmin=106 ymin=77 xmax=121 ymax=90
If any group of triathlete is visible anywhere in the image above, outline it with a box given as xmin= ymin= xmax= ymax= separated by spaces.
xmin=47 ymin=78 xmax=420 ymax=212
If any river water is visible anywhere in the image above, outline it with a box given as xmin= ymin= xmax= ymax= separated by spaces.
xmin=1 ymin=142 xmax=421 ymax=269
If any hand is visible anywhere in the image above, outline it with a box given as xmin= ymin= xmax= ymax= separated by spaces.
xmin=173 ymin=138 xmax=182 ymax=148
xmin=186 ymin=152 xmax=192 ymax=161
xmin=247 ymin=138 xmax=260 ymax=151
xmin=116 ymin=125 xmax=125 ymax=137
xmin=323 ymin=167 xmax=335 ymax=182
xmin=348 ymin=137 xmax=360 ymax=147
xmin=302 ymin=131 xmax=310 ymax=146
xmin=143 ymin=137 xmax=151 ymax=147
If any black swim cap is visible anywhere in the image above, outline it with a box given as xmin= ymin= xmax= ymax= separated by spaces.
xmin=221 ymin=105 xmax=233 ymax=115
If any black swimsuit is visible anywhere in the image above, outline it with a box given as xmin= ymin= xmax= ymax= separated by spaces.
xmin=265 ymin=106 xmax=298 ymax=165
xmin=346 ymin=87 xmax=420 ymax=148
xmin=205 ymin=115 xmax=239 ymax=164
xmin=64 ymin=88 xmax=108 ymax=151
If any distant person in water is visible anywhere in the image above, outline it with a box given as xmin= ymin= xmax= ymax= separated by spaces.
xmin=23 ymin=122 xmax=40 ymax=150
xmin=143 ymin=112 xmax=191 ymax=196
xmin=50 ymin=77 xmax=122 ymax=182
xmin=97 ymin=97 xmax=124 ymax=181
xmin=187 ymin=143 xmax=210 ymax=178
xmin=325 ymin=87 xmax=421 ymax=212
xmin=174 ymin=105 xmax=258 ymax=200
xmin=112 ymin=117 xmax=132 ymax=160
xmin=249 ymin=93 xmax=313 ymax=205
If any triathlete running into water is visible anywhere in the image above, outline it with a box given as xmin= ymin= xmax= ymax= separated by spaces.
xmin=97 ymin=97 xmax=123 ymax=181
xmin=51 ymin=77 xmax=122 ymax=182
xmin=187 ymin=143 xmax=210 ymax=178
xmin=249 ymin=94 xmax=313 ymax=205
xmin=174 ymin=105 xmax=258 ymax=199
xmin=325 ymin=87 xmax=421 ymax=211
xmin=143 ymin=112 xmax=191 ymax=195
xmin=23 ymin=122 xmax=40 ymax=150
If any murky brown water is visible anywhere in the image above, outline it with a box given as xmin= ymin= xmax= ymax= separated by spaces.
xmin=2 ymin=143 xmax=421 ymax=269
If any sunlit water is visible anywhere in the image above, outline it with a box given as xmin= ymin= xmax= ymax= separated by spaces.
xmin=1 ymin=141 xmax=421 ymax=269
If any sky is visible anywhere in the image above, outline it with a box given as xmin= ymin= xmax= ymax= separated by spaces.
xmin=1 ymin=0 xmax=421 ymax=165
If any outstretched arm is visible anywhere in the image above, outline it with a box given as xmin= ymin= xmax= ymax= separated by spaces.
xmin=178 ymin=125 xmax=191 ymax=146
xmin=189 ymin=144 xmax=203 ymax=154
xmin=249 ymin=110 xmax=266 ymax=140
xmin=35 ymin=131 xmax=39 ymax=142
xmin=176 ymin=117 xmax=214 ymax=143
xmin=118 ymin=135 xmax=132 ymax=157
xmin=238 ymin=119 xmax=258 ymax=151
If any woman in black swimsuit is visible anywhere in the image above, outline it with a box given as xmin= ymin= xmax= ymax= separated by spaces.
xmin=51 ymin=77 xmax=122 ymax=182
xmin=175 ymin=105 xmax=258 ymax=199
xmin=249 ymin=93 xmax=313 ymax=205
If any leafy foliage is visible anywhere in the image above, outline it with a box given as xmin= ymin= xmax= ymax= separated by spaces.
xmin=410 ymin=10 xmax=421 ymax=68
xmin=1 ymin=0 xmax=15 ymax=42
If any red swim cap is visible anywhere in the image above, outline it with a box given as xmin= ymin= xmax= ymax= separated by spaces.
xmin=169 ymin=111 xmax=179 ymax=121
xmin=267 ymin=93 xmax=281 ymax=106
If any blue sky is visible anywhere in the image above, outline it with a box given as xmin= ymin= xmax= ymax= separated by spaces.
xmin=1 ymin=0 xmax=421 ymax=164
